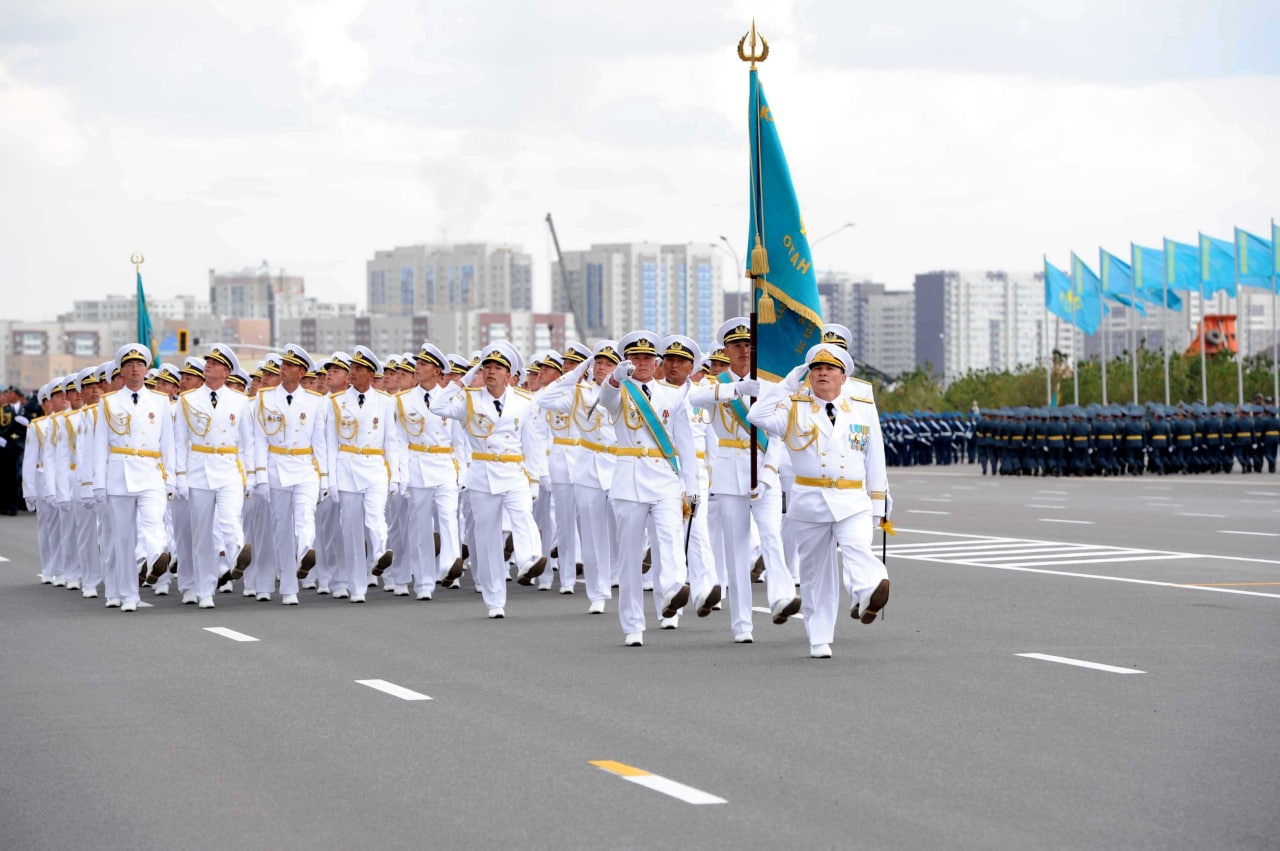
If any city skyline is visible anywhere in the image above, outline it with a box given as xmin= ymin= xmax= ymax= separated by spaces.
xmin=2 ymin=2 xmax=1276 ymax=322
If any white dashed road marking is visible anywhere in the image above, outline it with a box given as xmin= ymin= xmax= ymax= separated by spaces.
xmin=1017 ymin=653 xmax=1145 ymax=674
xmin=591 ymin=761 xmax=726 ymax=805
xmin=356 ymin=679 xmax=432 ymax=701
xmin=203 ymin=627 xmax=259 ymax=642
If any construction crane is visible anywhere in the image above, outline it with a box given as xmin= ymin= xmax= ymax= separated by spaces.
xmin=545 ymin=213 xmax=586 ymax=340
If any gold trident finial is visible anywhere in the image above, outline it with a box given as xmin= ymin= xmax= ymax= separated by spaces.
xmin=737 ymin=20 xmax=769 ymax=70
xmin=130 ymin=250 xmax=145 ymax=270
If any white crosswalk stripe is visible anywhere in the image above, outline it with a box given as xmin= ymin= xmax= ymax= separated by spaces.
xmin=891 ymin=531 xmax=1199 ymax=569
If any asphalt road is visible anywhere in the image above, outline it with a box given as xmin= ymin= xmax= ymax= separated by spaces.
xmin=2 ymin=466 xmax=1278 ymax=850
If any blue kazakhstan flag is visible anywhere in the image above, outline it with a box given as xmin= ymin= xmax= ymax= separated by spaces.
xmin=1068 ymin=253 xmax=1104 ymax=335
xmin=1044 ymin=258 xmax=1081 ymax=327
xmin=135 ymin=266 xmax=159 ymax=367
xmin=1235 ymin=227 xmax=1275 ymax=291
xmin=1164 ymin=238 xmax=1201 ymax=293
xmin=1099 ymin=249 xmax=1146 ymax=317
xmin=745 ymin=64 xmax=822 ymax=381
xmin=1199 ymin=233 xmax=1236 ymax=298
xmin=1131 ymin=243 xmax=1182 ymax=310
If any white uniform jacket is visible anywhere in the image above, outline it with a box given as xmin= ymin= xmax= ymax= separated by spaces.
xmin=93 ymin=388 xmax=175 ymax=496
xmin=23 ymin=415 xmax=57 ymax=501
xmin=252 ymin=385 xmax=330 ymax=490
xmin=174 ymin=385 xmax=255 ymax=491
xmin=536 ymin=376 xmax=617 ymax=491
xmin=687 ymin=369 xmax=784 ymax=495
xmin=393 ymin=386 xmax=462 ymax=489
xmin=596 ymin=375 xmax=698 ymax=501
xmin=75 ymin=404 xmax=100 ymax=499
xmin=429 ymin=384 xmax=548 ymax=494
xmin=747 ymin=379 xmax=887 ymax=523
xmin=324 ymin=386 xmax=401 ymax=493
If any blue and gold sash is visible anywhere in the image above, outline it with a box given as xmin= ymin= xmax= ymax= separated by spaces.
xmin=718 ymin=372 xmax=768 ymax=451
xmin=623 ymin=382 xmax=679 ymax=475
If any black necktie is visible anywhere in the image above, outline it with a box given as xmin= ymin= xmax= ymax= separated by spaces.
xmin=494 ymin=399 xmax=503 ymax=417
xmin=210 ymin=391 xmax=217 ymax=409
xmin=826 ymin=402 xmax=837 ymax=426
xmin=286 ymin=394 xmax=293 ymax=406
xmin=641 ymin=384 xmax=651 ymax=401
xmin=358 ymin=393 xmax=365 ymax=408
xmin=424 ymin=391 xmax=431 ymax=407
xmin=131 ymin=392 xmax=139 ymax=404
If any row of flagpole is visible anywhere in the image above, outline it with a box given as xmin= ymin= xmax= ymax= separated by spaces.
xmin=1044 ymin=221 xmax=1279 ymax=407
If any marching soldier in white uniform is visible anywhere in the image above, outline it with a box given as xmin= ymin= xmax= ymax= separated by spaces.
xmin=72 ymin=367 xmax=105 ymax=596
xmin=430 ymin=341 xmax=548 ymax=618
xmin=307 ymin=352 xmax=350 ymax=594
xmin=174 ymin=344 xmax=255 ymax=608
xmin=533 ymin=350 xmax=580 ymax=594
xmin=91 ymin=344 xmax=175 ymax=612
xmin=252 ymin=343 xmax=328 ymax=605
xmin=596 ymin=330 xmax=700 ymax=646
xmin=747 ymin=343 xmax=891 ymax=658
xmin=322 ymin=346 xmax=398 ymax=603
xmin=24 ymin=384 xmax=59 ymax=585
xmin=688 ymin=318 xmax=801 ymax=643
xmin=393 ymin=342 xmax=464 ymax=601
xmin=536 ymin=340 xmax=619 ymax=613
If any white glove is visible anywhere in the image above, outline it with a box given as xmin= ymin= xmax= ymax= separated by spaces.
xmin=176 ymin=481 xmax=189 ymax=500
xmin=322 ymin=486 xmax=336 ymax=503
xmin=885 ymin=492 xmax=894 ymax=519
xmin=737 ymin=378 xmax=761 ymax=397
xmin=783 ymin=364 xmax=808 ymax=392
xmin=81 ymin=494 xmax=94 ymax=507
xmin=25 ymin=498 xmax=36 ymax=511
xmin=612 ymin=360 xmax=634 ymax=383
xmin=749 ymin=480 xmax=770 ymax=500
xmin=529 ymin=480 xmax=540 ymax=501
xmin=244 ymin=485 xmax=253 ymax=499
xmin=166 ymin=482 xmax=175 ymax=499
xmin=16 ymin=415 xmax=29 ymax=426
xmin=254 ymin=482 xmax=270 ymax=501
xmin=570 ymin=359 xmax=590 ymax=383
xmin=389 ymin=481 xmax=402 ymax=497
xmin=93 ymin=489 xmax=106 ymax=505
xmin=463 ymin=364 xmax=481 ymax=385
xmin=0 ymin=436 xmax=6 ymax=449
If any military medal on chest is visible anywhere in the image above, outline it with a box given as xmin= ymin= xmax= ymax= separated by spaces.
xmin=849 ymin=423 xmax=869 ymax=452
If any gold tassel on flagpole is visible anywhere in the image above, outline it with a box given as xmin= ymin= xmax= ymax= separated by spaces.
xmin=750 ymin=234 xmax=769 ymax=275
xmin=757 ymin=279 xmax=777 ymax=324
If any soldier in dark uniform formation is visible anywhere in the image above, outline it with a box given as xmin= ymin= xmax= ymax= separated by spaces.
xmin=1091 ymin=407 xmax=1117 ymax=476
xmin=1171 ymin=407 xmax=1196 ymax=474
xmin=1044 ymin=410 xmax=1066 ymax=476
xmin=1147 ymin=407 xmax=1171 ymax=474
xmin=0 ymin=386 xmax=29 ymax=515
xmin=1066 ymin=409 xmax=1092 ymax=476
xmin=976 ymin=410 xmax=994 ymax=475
xmin=1259 ymin=404 xmax=1280 ymax=474
xmin=1228 ymin=404 xmax=1254 ymax=473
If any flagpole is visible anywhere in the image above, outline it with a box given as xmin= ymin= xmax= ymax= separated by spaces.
xmin=1273 ymin=218 xmax=1279 ymax=404
xmin=1129 ymin=263 xmax=1139 ymax=404
xmin=1236 ymin=258 xmax=1245 ymax=405
xmin=1200 ymin=284 xmax=1208 ymax=405
xmin=741 ymin=22 xmax=769 ymax=493
xmin=1101 ymin=304 xmax=1109 ymax=405
xmin=1044 ymin=304 xmax=1052 ymax=405
xmin=1070 ymin=277 xmax=1079 ymax=406
xmin=1162 ymin=246 xmax=1171 ymax=406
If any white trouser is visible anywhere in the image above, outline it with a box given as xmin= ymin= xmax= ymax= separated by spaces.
xmin=684 ymin=488 xmax=717 ymax=605
xmin=612 ymin=496 xmax=687 ymax=635
xmin=711 ymin=488 xmax=794 ymax=636
xmin=314 ymin=494 xmax=340 ymax=589
xmin=242 ymin=491 xmax=271 ymax=592
xmin=98 ymin=500 xmax=116 ymax=600
xmin=173 ymin=496 xmax=194 ymax=592
xmin=467 ymin=488 xmax=540 ymax=610
xmin=534 ymin=480 xmax=554 ymax=559
xmin=404 ymin=484 xmax=461 ymax=594
xmin=573 ymin=484 xmax=614 ymax=603
xmin=789 ymin=512 xmax=888 ymax=646
xmin=189 ymin=485 xmax=245 ymax=599
xmin=386 ymin=488 xmax=411 ymax=585
xmin=460 ymin=487 xmax=477 ymax=590
xmin=106 ymin=491 xmax=167 ymax=605
xmin=337 ymin=487 xmax=387 ymax=598
xmin=80 ymin=502 xmax=105 ymax=593
xmin=705 ymin=498 xmax=728 ymax=588
xmin=67 ymin=501 xmax=94 ymax=584
xmin=49 ymin=501 xmax=73 ymax=580
xmin=550 ymin=481 xmax=577 ymax=591
xmin=267 ymin=480 xmax=318 ymax=596
xmin=37 ymin=499 xmax=55 ymax=579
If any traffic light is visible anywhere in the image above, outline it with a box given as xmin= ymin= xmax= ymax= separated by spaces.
xmin=178 ymin=328 xmax=189 ymax=355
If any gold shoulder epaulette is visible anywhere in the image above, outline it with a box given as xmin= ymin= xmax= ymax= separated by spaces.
xmin=306 ymin=389 xmax=324 ymax=397
xmin=513 ymin=388 xmax=533 ymax=399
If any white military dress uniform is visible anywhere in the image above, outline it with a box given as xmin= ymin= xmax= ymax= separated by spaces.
xmin=596 ymin=331 xmax=699 ymax=644
xmin=393 ymin=344 xmax=464 ymax=600
xmin=430 ymin=341 xmax=548 ymax=617
xmin=174 ymin=345 xmax=256 ymax=606
xmin=688 ymin=319 xmax=800 ymax=641
xmin=747 ymin=344 xmax=891 ymax=657
xmin=321 ymin=346 xmax=400 ymax=602
xmin=533 ymin=351 xmax=579 ymax=594
xmin=535 ymin=342 xmax=618 ymax=611
xmin=92 ymin=346 xmax=175 ymax=610
xmin=252 ymin=345 xmax=328 ymax=604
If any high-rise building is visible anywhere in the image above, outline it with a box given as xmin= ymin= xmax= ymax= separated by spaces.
xmin=552 ymin=242 xmax=723 ymax=347
xmin=208 ymin=261 xmax=308 ymax=345
xmin=63 ymin=294 xmax=211 ymax=324
xmin=816 ymin=274 xmax=916 ymax=378
xmin=914 ymin=270 xmax=1055 ymax=384
xmin=366 ymin=243 xmax=533 ymax=318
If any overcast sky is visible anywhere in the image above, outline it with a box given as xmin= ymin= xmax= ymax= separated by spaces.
xmin=2 ymin=0 xmax=1277 ymax=321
